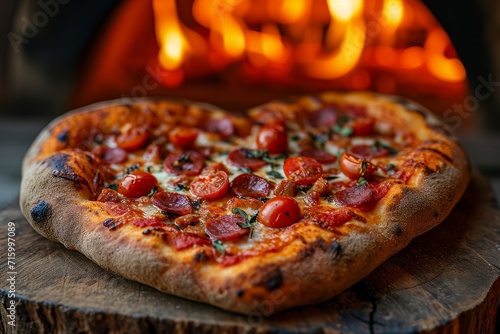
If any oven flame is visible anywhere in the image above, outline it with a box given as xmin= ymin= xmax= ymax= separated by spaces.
xmin=152 ymin=0 xmax=467 ymax=93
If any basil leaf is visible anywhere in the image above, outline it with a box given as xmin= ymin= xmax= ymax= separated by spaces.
xmin=147 ymin=186 xmax=159 ymax=197
xmin=239 ymin=167 xmax=252 ymax=174
xmin=374 ymin=140 xmax=398 ymax=154
xmin=177 ymin=153 xmax=190 ymax=163
xmin=212 ymin=240 xmax=225 ymax=254
xmin=267 ymin=170 xmax=284 ymax=179
xmin=232 ymin=207 xmax=248 ymax=224
xmin=357 ymin=177 xmax=368 ymax=185
xmin=106 ymin=184 xmax=118 ymax=191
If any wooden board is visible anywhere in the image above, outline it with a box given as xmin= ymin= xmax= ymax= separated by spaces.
xmin=1 ymin=169 xmax=499 ymax=334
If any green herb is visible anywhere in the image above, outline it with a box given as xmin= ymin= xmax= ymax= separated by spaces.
xmin=177 ymin=153 xmax=190 ymax=163
xmin=374 ymin=140 xmax=398 ymax=154
xmin=146 ymin=166 xmax=153 ymax=173
xmin=297 ymin=184 xmax=312 ymax=193
xmin=258 ymin=197 xmax=269 ymax=203
xmin=232 ymin=208 xmax=258 ymax=239
xmin=357 ymin=177 xmax=368 ymax=185
xmin=239 ymin=167 xmax=252 ymax=174
xmin=361 ymin=160 xmax=367 ymax=176
xmin=267 ymin=170 xmax=284 ymax=179
xmin=147 ymin=186 xmax=158 ymax=197
xmin=337 ymin=115 xmax=351 ymax=127
xmin=308 ymin=131 xmax=328 ymax=148
xmin=106 ymin=184 xmax=118 ymax=191
xmin=332 ymin=115 xmax=353 ymax=137
xmin=232 ymin=207 xmax=248 ymax=223
xmin=386 ymin=163 xmax=395 ymax=170
xmin=272 ymin=153 xmax=288 ymax=160
xmin=244 ymin=149 xmax=268 ymax=159
xmin=291 ymin=135 xmax=300 ymax=141
xmin=212 ymin=240 xmax=225 ymax=254
xmin=192 ymin=199 xmax=201 ymax=210
xmin=125 ymin=163 xmax=140 ymax=174
xmin=219 ymin=151 xmax=229 ymax=156
xmin=174 ymin=184 xmax=188 ymax=191
xmin=336 ymin=126 xmax=353 ymax=137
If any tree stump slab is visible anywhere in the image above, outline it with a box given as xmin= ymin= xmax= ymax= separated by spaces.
xmin=1 ymin=169 xmax=499 ymax=333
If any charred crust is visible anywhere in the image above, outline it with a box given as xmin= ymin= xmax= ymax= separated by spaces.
xmin=56 ymin=130 xmax=69 ymax=143
xmin=391 ymin=224 xmax=403 ymax=236
xmin=50 ymin=153 xmax=88 ymax=185
xmin=299 ymin=246 xmax=315 ymax=259
xmin=102 ymin=218 xmax=121 ymax=230
xmin=416 ymin=147 xmax=452 ymax=164
xmin=236 ymin=289 xmax=245 ymax=297
xmin=194 ymin=251 xmax=209 ymax=263
xmin=433 ymin=212 xmax=439 ymax=219
xmin=250 ymin=266 xmax=283 ymax=291
xmin=329 ymin=241 xmax=341 ymax=258
xmin=30 ymin=201 xmax=52 ymax=225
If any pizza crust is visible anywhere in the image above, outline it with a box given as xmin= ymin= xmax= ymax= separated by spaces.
xmin=20 ymin=93 xmax=470 ymax=314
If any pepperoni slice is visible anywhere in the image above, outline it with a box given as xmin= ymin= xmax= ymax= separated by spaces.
xmin=299 ymin=149 xmax=337 ymax=164
xmin=308 ymin=208 xmax=355 ymax=230
xmin=164 ymin=150 xmax=204 ymax=176
xmin=151 ymin=191 xmax=193 ymax=215
xmin=231 ymin=174 xmax=270 ymax=199
xmin=101 ymin=147 xmax=127 ymax=164
xmin=333 ymin=184 xmax=376 ymax=212
xmin=349 ymin=144 xmax=389 ymax=159
xmin=308 ymin=107 xmax=337 ymax=128
xmin=227 ymin=149 xmax=268 ymax=171
xmin=205 ymin=117 xmax=234 ymax=138
xmin=190 ymin=171 xmax=229 ymax=200
xmin=283 ymin=156 xmax=323 ymax=186
xmin=171 ymin=232 xmax=210 ymax=250
xmin=205 ymin=214 xmax=249 ymax=241
xmin=274 ymin=180 xmax=298 ymax=197
xmin=97 ymin=188 xmax=121 ymax=203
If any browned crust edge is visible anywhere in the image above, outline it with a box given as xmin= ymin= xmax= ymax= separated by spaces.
xmin=20 ymin=93 xmax=471 ymax=314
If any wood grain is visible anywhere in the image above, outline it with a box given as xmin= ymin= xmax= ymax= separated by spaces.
xmin=1 ymin=169 xmax=499 ymax=334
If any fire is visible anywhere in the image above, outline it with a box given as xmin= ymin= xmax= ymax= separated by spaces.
xmin=152 ymin=0 xmax=467 ymax=92
xmin=152 ymin=0 xmax=187 ymax=70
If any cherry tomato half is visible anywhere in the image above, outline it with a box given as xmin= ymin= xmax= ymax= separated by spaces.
xmin=164 ymin=150 xmax=204 ymax=176
xmin=190 ymin=171 xmax=230 ymax=200
xmin=258 ymin=196 xmax=301 ymax=228
xmin=346 ymin=117 xmax=375 ymax=136
xmin=283 ymin=156 xmax=323 ymax=186
xmin=339 ymin=152 xmax=376 ymax=180
xmin=256 ymin=123 xmax=288 ymax=154
xmin=168 ymin=126 xmax=199 ymax=148
xmin=116 ymin=126 xmax=149 ymax=151
xmin=118 ymin=171 xmax=158 ymax=198
xmin=231 ymin=173 xmax=270 ymax=199
xmin=227 ymin=149 xmax=268 ymax=171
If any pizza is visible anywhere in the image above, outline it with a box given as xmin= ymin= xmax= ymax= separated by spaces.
xmin=20 ymin=92 xmax=470 ymax=314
